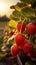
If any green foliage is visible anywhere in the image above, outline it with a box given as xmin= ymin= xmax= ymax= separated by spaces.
xmin=10 ymin=0 xmax=36 ymax=22
xmin=25 ymin=61 xmax=34 ymax=65
xmin=20 ymin=0 xmax=36 ymax=3
xmin=12 ymin=10 xmax=21 ymax=18
xmin=0 ymin=35 xmax=4 ymax=48
xmin=21 ymin=8 xmax=35 ymax=17
xmin=10 ymin=16 xmax=19 ymax=21
xmin=29 ymin=34 xmax=36 ymax=44
xmin=10 ymin=2 xmax=25 ymax=12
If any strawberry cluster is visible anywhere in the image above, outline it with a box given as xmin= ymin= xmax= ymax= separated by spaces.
xmin=10 ymin=22 xmax=36 ymax=57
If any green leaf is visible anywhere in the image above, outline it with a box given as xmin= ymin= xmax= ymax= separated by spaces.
xmin=30 ymin=17 xmax=36 ymax=21
xmin=10 ymin=5 xmax=15 ymax=9
xmin=15 ymin=2 xmax=25 ymax=12
xmin=10 ymin=15 xmax=20 ymax=21
xmin=11 ymin=17 xmax=19 ymax=21
xmin=21 ymin=8 xmax=35 ymax=17
xmin=0 ymin=53 xmax=7 ymax=58
xmin=12 ymin=10 xmax=21 ymax=18
xmin=20 ymin=0 xmax=36 ymax=3
xmin=10 ymin=2 xmax=25 ymax=12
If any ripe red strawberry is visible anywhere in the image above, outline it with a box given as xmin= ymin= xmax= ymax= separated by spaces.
xmin=14 ymin=34 xmax=27 ymax=49
xmin=29 ymin=50 xmax=36 ymax=57
xmin=23 ymin=43 xmax=33 ymax=54
xmin=10 ymin=44 xmax=19 ymax=56
xmin=27 ymin=50 xmax=36 ymax=57
xmin=35 ymin=24 xmax=36 ymax=32
xmin=26 ymin=23 xmax=36 ymax=36
xmin=9 ymin=31 xmax=14 ymax=36
xmin=19 ymin=38 xmax=28 ymax=49
xmin=16 ymin=22 xmax=25 ymax=32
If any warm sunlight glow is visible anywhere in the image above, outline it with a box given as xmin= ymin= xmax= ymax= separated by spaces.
xmin=0 ymin=0 xmax=19 ymax=17
xmin=0 ymin=2 xmax=8 ymax=16
xmin=0 ymin=2 xmax=5 ymax=11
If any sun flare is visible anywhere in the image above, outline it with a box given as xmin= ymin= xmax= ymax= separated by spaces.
xmin=0 ymin=2 xmax=5 ymax=11
xmin=0 ymin=2 xmax=8 ymax=16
